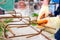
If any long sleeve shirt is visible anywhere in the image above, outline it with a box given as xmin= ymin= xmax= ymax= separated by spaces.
xmin=37 ymin=4 xmax=49 ymax=20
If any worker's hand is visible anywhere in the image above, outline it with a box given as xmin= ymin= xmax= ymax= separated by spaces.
xmin=37 ymin=19 xmax=48 ymax=25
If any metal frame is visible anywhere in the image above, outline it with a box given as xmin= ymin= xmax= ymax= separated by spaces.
xmin=0 ymin=11 xmax=55 ymax=40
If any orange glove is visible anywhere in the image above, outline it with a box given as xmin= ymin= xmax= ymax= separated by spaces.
xmin=37 ymin=19 xmax=48 ymax=29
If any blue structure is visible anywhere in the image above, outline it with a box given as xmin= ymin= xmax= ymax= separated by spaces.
xmin=49 ymin=0 xmax=59 ymax=15
xmin=55 ymin=29 xmax=60 ymax=40
xmin=52 ymin=0 xmax=59 ymax=3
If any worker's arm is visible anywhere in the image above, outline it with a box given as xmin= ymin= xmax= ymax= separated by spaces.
xmin=37 ymin=0 xmax=50 ymax=20
xmin=37 ymin=0 xmax=50 ymax=26
xmin=43 ymin=0 xmax=50 ymax=5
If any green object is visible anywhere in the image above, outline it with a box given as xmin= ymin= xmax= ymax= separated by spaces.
xmin=0 ymin=31 xmax=2 ymax=36
xmin=4 ymin=18 xmax=13 ymax=23
xmin=31 ymin=23 xmax=37 ymax=26
xmin=0 ymin=19 xmax=13 ymax=36
xmin=0 ymin=0 xmax=15 ymax=11
xmin=0 ymin=28 xmax=2 ymax=32
xmin=32 ymin=13 xmax=38 ymax=17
